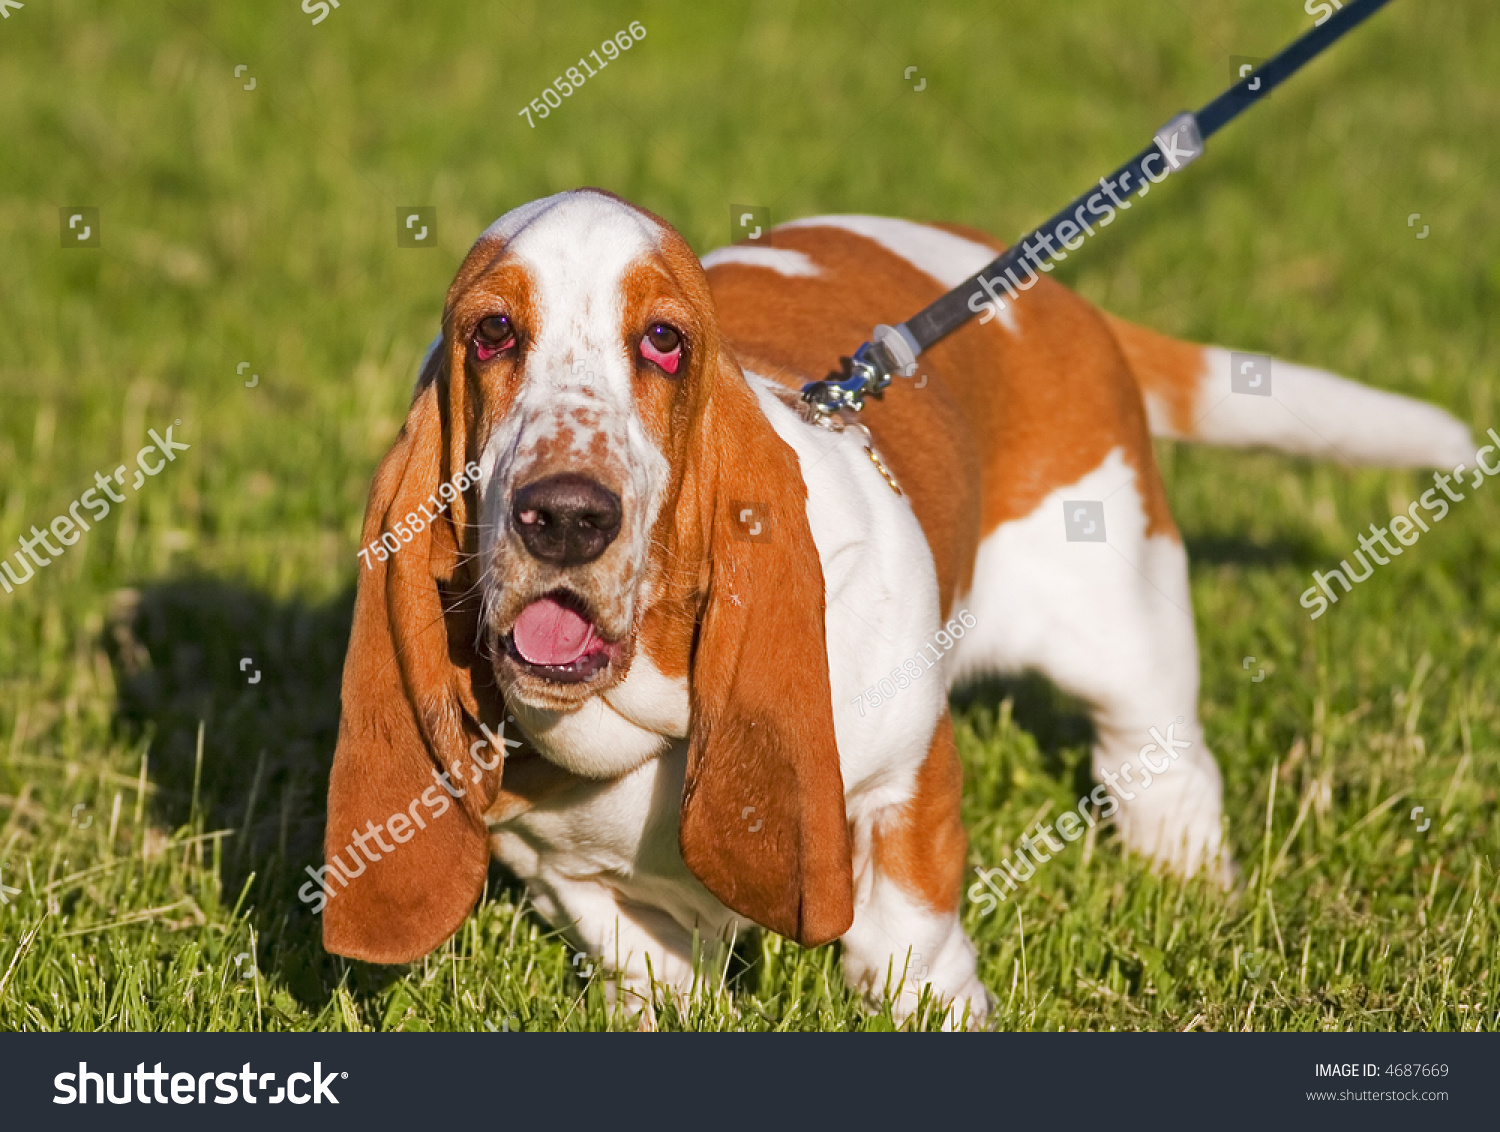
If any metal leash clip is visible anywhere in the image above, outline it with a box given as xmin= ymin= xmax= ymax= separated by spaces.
xmin=800 ymin=324 xmax=921 ymax=415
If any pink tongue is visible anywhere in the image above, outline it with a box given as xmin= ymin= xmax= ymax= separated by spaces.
xmin=512 ymin=597 xmax=600 ymax=666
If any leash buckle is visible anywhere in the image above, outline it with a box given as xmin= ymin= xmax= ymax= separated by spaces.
xmin=1152 ymin=111 xmax=1204 ymax=172
xmin=800 ymin=324 xmax=920 ymax=415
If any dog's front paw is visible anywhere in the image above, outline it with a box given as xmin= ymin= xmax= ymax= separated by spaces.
xmin=886 ymin=971 xmax=991 ymax=1031
xmin=847 ymin=928 xmax=990 ymax=1031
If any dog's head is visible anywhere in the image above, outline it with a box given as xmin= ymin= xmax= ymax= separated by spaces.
xmin=324 ymin=190 xmax=852 ymax=963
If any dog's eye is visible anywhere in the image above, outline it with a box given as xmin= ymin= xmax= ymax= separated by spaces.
xmin=474 ymin=315 xmax=517 ymax=361
xmin=640 ymin=323 xmax=683 ymax=375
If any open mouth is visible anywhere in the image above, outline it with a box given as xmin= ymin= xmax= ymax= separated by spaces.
xmin=501 ymin=591 xmax=619 ymax=684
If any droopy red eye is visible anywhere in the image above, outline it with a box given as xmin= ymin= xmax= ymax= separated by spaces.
xmin=640 ymin=323 xmax=683 ymax=375
xmin=474 ymin=314 xmax=516 ymax=361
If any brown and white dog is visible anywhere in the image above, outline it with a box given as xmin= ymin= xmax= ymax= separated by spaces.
xmin=321 ymin=189 xmax=1472 ymax=1026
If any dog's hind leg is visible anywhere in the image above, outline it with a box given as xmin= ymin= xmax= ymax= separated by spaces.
xmin=947 ymin=447 xmax=1233 ymax=884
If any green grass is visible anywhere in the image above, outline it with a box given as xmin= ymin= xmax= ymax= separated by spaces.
xmin=1 ymin=0 xmax=1498 ymax=1031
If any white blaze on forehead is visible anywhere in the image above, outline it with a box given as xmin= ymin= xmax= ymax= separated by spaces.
xmin=483 ymin=191 xmax=666 ymax=398
xmin=471 ymin=191 xmax=673 ymax=635
xmin=480 ymin=190 xmax=664 ymax=284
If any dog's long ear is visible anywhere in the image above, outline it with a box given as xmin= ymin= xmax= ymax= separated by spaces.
xmin=677 ymin=356 xmax=854 ymax=947
xmin=323 ymin=344 xmax=504 ymax=964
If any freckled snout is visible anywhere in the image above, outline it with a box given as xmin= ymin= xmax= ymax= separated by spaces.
xmin=511 ymin=473 xmax=622 ymax=566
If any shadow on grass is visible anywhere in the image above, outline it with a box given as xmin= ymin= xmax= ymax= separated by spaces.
xmin=101 ymin=578 xmax=530 ymax=1017
xmin=1183 ymin=532 xmax=1324 ymax=569
xmin=950 ymin=671 xmax=1096 ymax=797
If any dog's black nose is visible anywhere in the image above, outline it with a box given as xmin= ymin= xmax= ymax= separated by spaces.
xmin=511 ymin=474 xmax=622 ymax=566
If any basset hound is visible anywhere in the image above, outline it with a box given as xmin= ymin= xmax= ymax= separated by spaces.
xmin=320 ymin=189 xmax=1473 ymax=1027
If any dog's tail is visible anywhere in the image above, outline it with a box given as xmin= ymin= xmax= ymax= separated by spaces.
xmin=1104 ymin=314 xmax=1474 ymax=467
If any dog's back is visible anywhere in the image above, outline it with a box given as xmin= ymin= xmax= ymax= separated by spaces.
xmin=705 ymin=216 xmax=1176 ymax=612
xmin=704 ymin=214 xmax=1472 ymax=883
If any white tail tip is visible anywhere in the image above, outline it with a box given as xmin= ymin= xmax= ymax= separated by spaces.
xmin=1146 ymin=347 xmax=1475 ymax=468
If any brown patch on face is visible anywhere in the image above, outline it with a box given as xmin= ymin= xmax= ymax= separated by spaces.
xmin=871 ymin=710 xmax=967 ymax=915
xmin=618 ymin=259 xmax=700 ymax=455
xmin=443 ymin=255 xmax=542 ymax=479
xmin=512 ymin=419 xmax=617 ymax=489
xmin=572 ymin=405 xmax=604 ymax=431
xmin=706 ymin=222 xmax=1179 ymax=614
xmin=611 ymin=231 xmax=730 ymax=685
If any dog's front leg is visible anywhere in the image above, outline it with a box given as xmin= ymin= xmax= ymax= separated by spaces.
xmin=490 ymin=836 xmax=734 ymax=1027
xmin=840 ymin=714 xmax=991 ymax=1030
